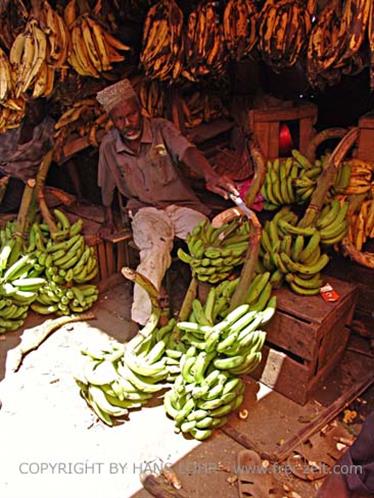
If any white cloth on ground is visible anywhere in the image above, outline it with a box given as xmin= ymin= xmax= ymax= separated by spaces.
xmin=130 ymin=204 xmax=208 ymax=325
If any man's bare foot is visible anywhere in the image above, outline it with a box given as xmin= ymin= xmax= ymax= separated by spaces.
xmin=317 ymin=471 xmax=350 ymax=498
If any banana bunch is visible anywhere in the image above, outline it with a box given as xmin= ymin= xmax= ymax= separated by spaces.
xmin=184 ymin=2 xmax=227 ymax=81
xmin=307 ymin=0 xmax=371 ymax=88
xmin=346 ymin=197 xmax=374 ymax=251
xmin=260 ymin=208 xmax=331 ymax=295
xmin=54 ymin=99 xmax=111 ymax=149
xmin=0 ymin=47 xmax=14 ymax=103
xmin=0 ymin=221 xmax=45 ymax=332
xmin=164 ymin=369 xmax=245 ymax=440
xmin=32 ymin=282 xmax=98 ymax=315
xmin=9 ymin=1 xmax=68 ymax=99
xmin=343 ymin=159 xmax=373 ymax=196
xmin=75 ymin=319 xmax=179 ymax=426
xmin=316 ymin=198 xmax=350 ymax=246
xmin=178 ymin=218 xmax=250 ymax=284
xmin=65 ymin=0 xmax=130 ymax=78
xmin=141 ymin=0 xmax=184 ymax=82
xmin=258 ymin=0 xmax=312 ymax=71
xmin=223 ymin=0 xmax=257 ymax=61
xmin=261 ymin=150 xmax=322 ymax=210
xmin=181 ymin=92 xmax=227 ymax=129
xmin=0 ymin=98 xmax=26 ymax=134
xmin=135 ymin=79 xmax=166 ymax=119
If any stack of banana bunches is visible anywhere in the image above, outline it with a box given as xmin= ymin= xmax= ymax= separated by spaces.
xmin=340 ymin=159 xmax=374 ymax=252
xmin=75 ymin=280 xmax=276 ymax=439
xmin=54 ymin=99 xmax=112 ymax=151
xmin=0 ymin=210 xmax=98 ymax=333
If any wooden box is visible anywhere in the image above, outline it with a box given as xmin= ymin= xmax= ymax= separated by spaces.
xmin=248 ymin=102 xmax=317 ymax=159
xmin=358 ymin=112 xmax=374 ymax=162
xmin=250 ymin=276 xmax=358 ymax=405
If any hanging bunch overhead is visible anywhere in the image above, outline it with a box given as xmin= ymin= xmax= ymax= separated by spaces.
xmin=223 ymin=0 xmax=257 ymax=61
xmin=184 ymin=2 xmax=227 ymax=80
xmin=307 ymin=0 xmax=372 ymax=88
xmin=65 ymin=0 xmax=131 ymax=78
xmin=140 ymin=0 xmax=184 ymax=82
xmin=0 ymin=98 xmax=26 ymax=134
xmin=257 ymin=0 xmax=313 ymax=71
xmin=0 ymin=47 xmax=13 ymax=103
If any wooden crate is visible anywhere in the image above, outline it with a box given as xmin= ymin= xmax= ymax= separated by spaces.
xmin=250 ymin=276 xmax=359 ymax=405
xmin=248 ymin=102 xmax=317 ymax=159
xmin=358 ymin=112 xmax=374 ymax=162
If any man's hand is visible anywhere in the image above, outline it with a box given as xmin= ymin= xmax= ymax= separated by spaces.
xmin=205 ymin=174 xmax=239 ymax=200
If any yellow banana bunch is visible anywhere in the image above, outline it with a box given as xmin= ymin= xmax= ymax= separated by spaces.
xmin=223 ymin=0 xmax=257 ymax=61
xmin=67 ymin=2 xmax=130 ymax=78
xmin=346 ymin=197 xmax=374 ymax=251
xmin=0 ymin=48 xmax=14 ymax=103
xmin=141 ymin=0 xmax=184 ymax=81
xmin=184 ymin=2 xmax=227 ymax=81
xmin=344 ymin=159 xmax=373 ymax=196
xmin=307 ymin=0 xmax=372 ymax=88
xmin=54 ymin=98 xmax=111 ymax=151
xmin=41 ymin=0 xmax=70 ymax=69
xmin=134 ymin=79 xmax=166 ymax=118
xmin=182 ymin=92 xmax=227 ymax=129
xmin=0 ymin=98 xmax=26 ymax=134
xmin=258 ymin=0 xmax=312 ymax=70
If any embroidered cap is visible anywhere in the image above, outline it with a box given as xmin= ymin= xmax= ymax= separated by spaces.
xmin=96 ymin=79 xmax=137 ymax=113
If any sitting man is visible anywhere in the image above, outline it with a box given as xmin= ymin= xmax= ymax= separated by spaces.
xmin=96 ymin=79 xmax=237 ymax=326
xmin=0 ymin=99 xmax=54 ymax=212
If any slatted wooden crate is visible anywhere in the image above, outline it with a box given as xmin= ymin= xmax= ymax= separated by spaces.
xmin=250 ymin=276 xmax=359 ymax=405
xmin=248 ymin=102 xmax=317 ymax=159
xmin=358 ymin=112 xmax=374 ymax=162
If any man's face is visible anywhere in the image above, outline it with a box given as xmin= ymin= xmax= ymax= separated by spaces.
xmin=110 ymin=98 xmax=142 ymax=141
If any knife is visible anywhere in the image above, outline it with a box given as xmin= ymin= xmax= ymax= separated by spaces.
xmin=228 ymin=192 xmax=252 ymax=217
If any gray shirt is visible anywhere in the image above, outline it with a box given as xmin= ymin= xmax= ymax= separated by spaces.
xmin=98 ymin=117 xmax=210 ymax=215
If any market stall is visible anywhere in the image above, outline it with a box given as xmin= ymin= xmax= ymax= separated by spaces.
xmin=0 ymin=1 xmax=373 ymax=498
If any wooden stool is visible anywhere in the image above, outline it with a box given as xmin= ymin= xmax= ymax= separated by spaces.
xmin=100 ymin=229 xmax=133 ymax=280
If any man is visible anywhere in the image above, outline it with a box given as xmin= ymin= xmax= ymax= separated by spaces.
xmin=317 ymin=412 xmax=374 ymax=498
xmin=96 ymin=79 xmax=237 ymax=326
xmin=0 ymin=99 xmax=54 ymax=212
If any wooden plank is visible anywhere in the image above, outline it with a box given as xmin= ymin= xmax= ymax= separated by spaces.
xmin=250 ymin=345 xmax=310 ymax=405
xmin=299 ymin=117 xmax=315 ymax=155
xmin=186 ymin=119 xmax=234 ymax=145
xmin=308 ymin=342 xmax=348 ymax=396
xmin=317 ymin=324 xmax=350 ymax=372
xmin=116 ymin=240 xmax=126 ymax=273
xmin=265 ymin=312 xmax=318 ymax=361
xmin=250 ymin=104 xmax=317 ymax=123
xmin=274 ymin=275 xmax=358 ymax=324
xmin=268 ymin=122 xmax=279 ymax=159
xmin=254 ymin=122 xmax=271 ymax=159
xmin=105 ymin=241 xmax=115 ymax=276
xmin=97 ymin=241 xmax=108 ymax=281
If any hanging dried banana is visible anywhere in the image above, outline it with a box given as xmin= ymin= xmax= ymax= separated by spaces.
xmin=141 ymin=0 xmax=184 ymax=82
xmin=184 ymin=2 xmax=227 ymax=80
xmin=258 ymin=0 xmax=312 ymax=71
xmin=223 ymin=0 xmax=257 ymax=61
xmin=66 ymin=0 xmax=131 ymax=78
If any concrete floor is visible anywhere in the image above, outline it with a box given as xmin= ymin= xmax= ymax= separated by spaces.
xmin=0 ymin=281 xmax=368 ymax=498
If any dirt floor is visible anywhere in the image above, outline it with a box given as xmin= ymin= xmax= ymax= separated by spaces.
xmin=0 ymin=280 xmax=372 ymax=498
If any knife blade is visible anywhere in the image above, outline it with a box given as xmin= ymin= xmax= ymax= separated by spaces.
xmin=229 ymin=193 xmax=252 ymax=217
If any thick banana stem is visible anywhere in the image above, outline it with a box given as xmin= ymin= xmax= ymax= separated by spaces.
xmin=229 ymin=208 xmax=261 ymax=312
xmin=5 ymin=313 xmax=95 ymax=375
xmin=8 ymin=179 xmax=36 ymax=266
xmin=244 ymin=136 xmax=267 ymax=208
xmin=177 ymin=276 xmax=198 ymax=322
xmin=305 ymin=127 xmax=347 ymax=163
xmin=121 ymin=267 xmax=160 ymax=311
xmin=38 ymin=188 xmax=58 ymax=233
xmin=300 ymin=127 xmax=359 ymax=228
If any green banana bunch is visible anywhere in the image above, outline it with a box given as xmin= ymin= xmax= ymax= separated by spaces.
xmin=32 ymin=282 xmax=99 ymax=315
xmin=259 ymin=207 xmax=330 ymax=295
xmin=316 ymin=199 xmax=349 ymax=246
xmin=261 ymin=151 xmax=322 ymax=210
xmin=330 ymin=162 xmax=351 ymax=196
xmin=178 ymin=218 xmax=250 ymax=284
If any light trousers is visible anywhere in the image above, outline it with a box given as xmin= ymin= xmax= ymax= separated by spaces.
xmin=130 ymin=205 xmax=208 ymax=325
